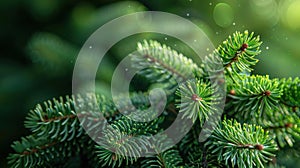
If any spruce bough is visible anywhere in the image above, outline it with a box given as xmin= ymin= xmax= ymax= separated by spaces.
xmin=7 ymin=31 xmax=300 ymax=167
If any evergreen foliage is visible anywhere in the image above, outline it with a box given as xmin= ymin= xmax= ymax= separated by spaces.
xmin=7 ymin=31 xmax=300 ymax=167
xmin=7 ymin=135 xmax=80 ymax=167
xmin=226 ymin=75 xmax=283 ymax=122
xmin=175 ymin=79 xmax=219 ymax=124
xmin=27 ymin=33 xmax=77 ymax=74
xmin=131 ymin=40 xmax=203 ymax=93
xmin=205 ymin=119 xmax=277 ymax=168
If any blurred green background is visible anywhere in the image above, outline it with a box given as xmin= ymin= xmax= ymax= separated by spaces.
xmin=1 ymin=0 xmax=299 ymax=167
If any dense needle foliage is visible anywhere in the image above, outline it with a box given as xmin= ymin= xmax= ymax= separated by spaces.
xmin=7 ymin=31 xmax=300 ymax=168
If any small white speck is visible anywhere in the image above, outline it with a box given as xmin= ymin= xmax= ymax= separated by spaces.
xmin=186 ymin=13 xmax=190 ymax=16
xmin=125 ymin=68 xmax=128 ymax=71
xmin=164 ymin=37 xmax=168 ymax=40
xmin=206 ymin=48 xmax=210 ymax=51
xmin=209 ymin=2 xmax=212 ymax=6
xmin=194 ymin=39 xmax=197 ymax=42
xmin=189 ymin=0 xmax=192 ymax=2
xmin=89 ymin=46 xmax=92 ymax=49
xmin=233 ymin=22 xmax=236 ymax=26
xmin=174 ymin=44 xmax=177 ymax=47
xmin=266 ymin=46 xmax=269 ymax=50
xmin=216 ymin=32 xmax=219 ymax=35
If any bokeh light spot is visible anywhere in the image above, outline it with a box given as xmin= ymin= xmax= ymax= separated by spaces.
xmin=250 ymin=0 xmax=279 ymax=26
xmin=286 ymin=0 xmax=300 ymax=30
xmin=213 ymin=3 xmax=234 ymax=28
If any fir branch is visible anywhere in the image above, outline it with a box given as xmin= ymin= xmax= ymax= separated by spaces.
xmin=178 ymin=121 xmax=201 ymax=156
xmin=184 ymin=148 xmax=222 ymax=168
xmin=24 ymin=92 xmax=154 ymax=142
xmin=226 ymin=75 xmax=283 ymax=122
xmin=141 ymin=147 xmax=184 ymax=168
xmin=24 ymin=94 xmax=116 ymax=142
xmin=7 ymin=135 xmax=80 ymax=168
xmin=214 ymin=30 xmax=262 ymax=75
xmin=179 ymin=124 xmax=222 ymax=168
xmin=263 ymin=112 xmax=300 ymax=147
xmin=175 ymin=79 xmax=220 ymax=124
xmin=279 ymin=77 xmax=300 ymax=109
xmin=131 ymin=40 xmax=203 ymax=92
xmin=95 ymin=116 xmax=164 ymax=167
xmin=27 ymin=32 xmax=77 ymax=73
xmin=205 ymin=119 xmax=278 ymax=168
xmin=7 ymin=30 xmax=300 ymax=168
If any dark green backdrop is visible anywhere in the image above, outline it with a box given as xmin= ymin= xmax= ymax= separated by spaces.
xmin=1 ymin=0 xmax=299 ymax=166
